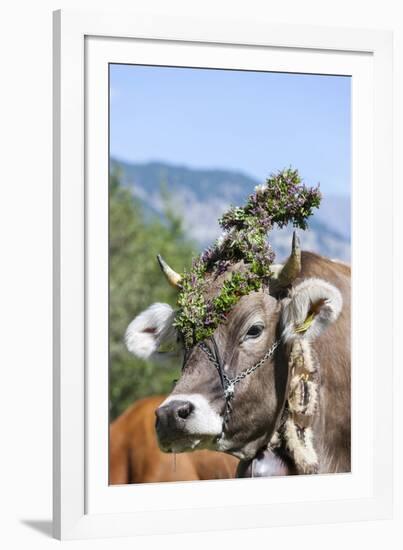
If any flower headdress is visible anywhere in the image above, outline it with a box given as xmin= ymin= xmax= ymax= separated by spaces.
xmin=158 ymin=168 xmax=321 ymax=348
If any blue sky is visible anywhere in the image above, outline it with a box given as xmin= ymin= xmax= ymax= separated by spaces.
xmin=110 ymin=64 xmax=351 ymax=197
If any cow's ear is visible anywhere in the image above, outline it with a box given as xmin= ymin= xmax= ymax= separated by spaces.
xmin=125 ymin=303 xmax=177 ymax=359
xmin=281 ymin=278 xmax=342 ymax=343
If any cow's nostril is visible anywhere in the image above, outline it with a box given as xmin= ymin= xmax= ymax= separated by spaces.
xmin=176 ymin=402 xmax=194 ymax=420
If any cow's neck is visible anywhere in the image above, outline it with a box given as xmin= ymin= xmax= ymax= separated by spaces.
xmin=237 ymin=338 xmax=321 ymax=478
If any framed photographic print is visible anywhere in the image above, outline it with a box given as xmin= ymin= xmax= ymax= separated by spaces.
xmin=53 ymin=10 xmax=393 ymax=540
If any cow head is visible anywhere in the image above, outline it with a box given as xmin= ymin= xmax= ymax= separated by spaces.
xmin=125 ymin=234 xmax=342 ymax=460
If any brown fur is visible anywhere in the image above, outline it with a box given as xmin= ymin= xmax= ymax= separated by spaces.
xmin=110 ymin=395 xmax=238 ymax=484
xmin=165 ymin=251 xmax=350 ymax=472
xmin=298 ymin=252 xmax=351 ymax=473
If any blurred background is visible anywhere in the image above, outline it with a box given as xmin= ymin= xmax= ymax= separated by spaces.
xmin=109 ymin=64 xmax=351 ymax=423
xmin=109 ymin=170 xmax=195 ymax=420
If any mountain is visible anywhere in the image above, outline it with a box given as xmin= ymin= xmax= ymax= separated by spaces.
xmin=111 ymin=158 xmax=351 ymax=262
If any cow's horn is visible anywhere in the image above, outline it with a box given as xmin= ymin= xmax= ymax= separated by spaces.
xmin=157 ymin=254 xmax=182 ymax=288
xmin=274 ymin=231 xmax=301 ymax=288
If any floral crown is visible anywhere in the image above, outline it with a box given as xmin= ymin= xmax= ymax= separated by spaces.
xmin=158 ymin=168 xmax=321 ymax=349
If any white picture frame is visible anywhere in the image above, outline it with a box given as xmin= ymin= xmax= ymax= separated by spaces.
xmin=53 ymin=9 xmax=393 ymax=540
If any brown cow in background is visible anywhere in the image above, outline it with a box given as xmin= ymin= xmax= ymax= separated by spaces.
xmin=110 ymin=395 xmax=238 ymax=484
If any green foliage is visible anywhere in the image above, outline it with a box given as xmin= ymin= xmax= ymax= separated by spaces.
xmin=174 ymin=168 xmax=321 ymax=348
xmin=219 ymin=168 xmax=321 ymax=232
xmin=109 ymin=170 xmax=196 ymax=420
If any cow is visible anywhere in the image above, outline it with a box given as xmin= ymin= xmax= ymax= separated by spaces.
xmin=110 ymin=395 xmax=238 ymax=484
xmin=124 ymin=234 xmax=350 ymax=477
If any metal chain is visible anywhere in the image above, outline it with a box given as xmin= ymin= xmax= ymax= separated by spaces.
xmin=199 ymin=339 xmax=280 ymax=399
xmin=230 ymin=340 xmax=280 ymax=384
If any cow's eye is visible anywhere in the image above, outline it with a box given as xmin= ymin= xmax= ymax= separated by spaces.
xmin=245 ymin=324 xmax=264 ymax=340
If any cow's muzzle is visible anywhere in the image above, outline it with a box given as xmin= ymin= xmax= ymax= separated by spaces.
xmin=155 ymin=394 xmax=223 ymax=452
xmin=155 ymin=400 xmax=196 ymax=451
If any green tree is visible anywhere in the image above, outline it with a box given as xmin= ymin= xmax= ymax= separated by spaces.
xmin=109 ymin=170 xmax=196 ymax=420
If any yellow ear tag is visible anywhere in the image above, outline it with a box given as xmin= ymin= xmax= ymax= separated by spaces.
xmin=295 ymin=311 xmax=315 ymax=334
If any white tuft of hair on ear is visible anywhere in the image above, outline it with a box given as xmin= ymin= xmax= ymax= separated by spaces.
xmin=281 ymin=278 xmax=343 ymax=343
xmin=125 ymin=303 xmax=176 ymax=359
